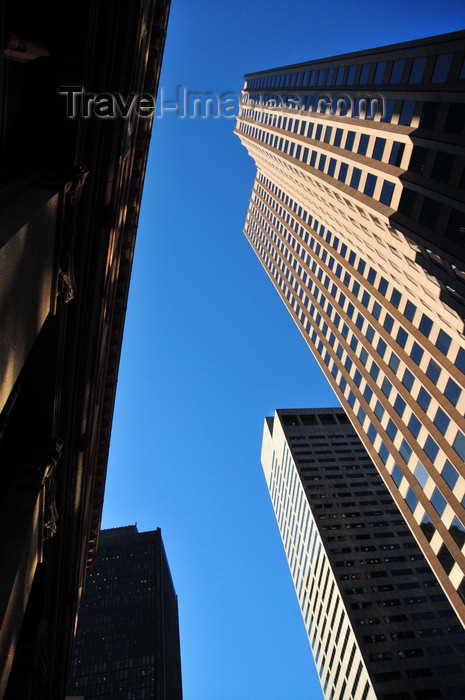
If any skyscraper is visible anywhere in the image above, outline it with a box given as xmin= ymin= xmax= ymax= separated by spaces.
xmin=262 ymin=407 xmax=465 ymax=700
xmin=236 ymin=31 xmax=465 ymax=624
xmin=68 ymin=526 xmax=183 ymax=700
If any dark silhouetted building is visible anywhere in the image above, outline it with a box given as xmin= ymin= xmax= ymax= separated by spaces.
xmin=0 ymin=1 xmax=170 ymax=697
xmin=262 ymin=408 xmax=465 ymax=700
xmin=236 ymin=31 xmax=465 ymax=625
xmin=68 ymin=526 xmax=183 ymax=700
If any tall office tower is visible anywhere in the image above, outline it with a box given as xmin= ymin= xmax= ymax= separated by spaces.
xmin=236 ymin=32 xmax=465 ymax=624
xmin=68 ymin=526 xmax=183 ymax=700
xmin=262 ymin=408 xmax=465 ymax=700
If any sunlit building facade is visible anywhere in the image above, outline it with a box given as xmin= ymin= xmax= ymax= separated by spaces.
xmin=68 ymin=526 xmax=183 ymax=700
xmin=236 ymin=31 xmax=465 ymax=625
xmin=262 ymin=408 xmax=465 ymax=700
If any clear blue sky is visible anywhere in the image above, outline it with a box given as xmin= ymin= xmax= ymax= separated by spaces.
xmin=101 ymin=2 xmax=465 ymax=698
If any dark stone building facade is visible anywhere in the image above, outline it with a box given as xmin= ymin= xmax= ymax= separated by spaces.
xmin=0 ymin=1 xmax=170 ymax=697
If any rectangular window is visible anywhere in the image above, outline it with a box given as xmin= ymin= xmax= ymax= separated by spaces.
xmin=390 ymin=59 xmax=405 ymax=84
xmin=373 ymin=61 xmax=387 ymax=84
xmin=338 ymin=163 xmax=348 ymax=182
xmin=431 ymin=53 xmax=453 ymax=83
xmin=350 ymin=168 xmax=362 ymax=189
xmin=398 ymin=100 xmax=416 ymax=126
xmin=357 ymin=134 xmax=369 ymax=155
xmin=409 ymin=56 xmax=427 ymax=83
xmin=380 ymin=181 xmax=395 ymax=206
xmin=364 ymin=174 xmax=376 ymax=197
xmin=345 ymin=132 xmax=355 ymax=150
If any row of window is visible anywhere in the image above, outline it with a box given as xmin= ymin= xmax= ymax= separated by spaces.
xmin=246 ymin=51 xmax=464 ymax=90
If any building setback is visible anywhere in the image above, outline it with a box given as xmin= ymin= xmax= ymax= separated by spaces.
xmin=236 ymin=31 xmax=465 ymax=624
xmin=262 ymin=408 xmax=465 ymax=700
xmin=68 ymin=526 xmax=183 ymax=700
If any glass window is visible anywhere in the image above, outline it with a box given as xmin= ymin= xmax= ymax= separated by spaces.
xmin=389 ymin=142 xmax=404 ymax=167
xmin=398 ymin=100 xmax=416 ymax=126
xmin=323 ymin=126 xmax=332 ymax=144
xmin=358 ymin=406 xmax=367 ymax=425
xmin=380 ymin=181 xmax=395 ymax=206
xmin=408 ymin=414 xmax=422 ymax=438
xmin=388 ymin=352 xmax=400 ymax=373
xmin=431 ymin=487 xmax=447 ymax=516
xmin=390 ymin=59 xmax=405 ymax=84
xmin=414 ymin=461 xmax=429 ymax=488
xmin=350 ymin=168 xmax=362 ymax=189
xmin=444 ymin=378 xmax=461 ymax=406
xmin=417 ymin=387 xmax=431 ymax=412
xmin=405 ymin=488 xmax=419 ymax=513
xmin=381 ymin=99 xmax=395 ymax=123
xmin=394 ymin=395 xmax=406 ymax=417
xmin=404 ymin=300 xmax=416 ymax=322
xmin=423 ymin=436 xmax=439 ymax=463
xmin=378 ymin=277 xmax=388 ymax=295
xmin=400 ymin=439 xmax=413 ymax=462
xmin=419 ymin=197 xmax=441 ymax=229
xmin=371 ymin=138 xmax=386 ymax=163
xmin=419 ymin=314 xmax=433 ymax=337
xmin=367 ymin=423 xmax=377 ymax=443
xmin=357 ymin=134 xmax=370 ymax=156
xmin=436 ymin=329 xmax=451 ymax=355
xmin=374 ymin=400 xmax=384 ymax=420
xmin=431 ymin=53 xmax=452 ymax=83
xmin=455 ymin=348 xmax=465 ymax=375
xmin=396 ymin=327 xmax=408 ymax=348
xmin=441 ymin=460 xmax=459 ymax=490
xmin=410 ymin=342 xmax=424 ymax=365
xmin=318 ymin=154 xmax=327 ymax=172
xmin=364 ymin=174 xmax=376 ymax=197
xmin=338 ymin=162 xmax=348 ymax=182
xmin=381 ymin=378 xmax=392 ymax=398
xmin=402 ymin=368 xmax=415 ymax=391
xmin=359 ymin=63 xmax=371 ymax=83
xmin=453 ymin=430 xmax=465 ymax=461
xmin=386 ymin=419 xmax=397 ymax=440
xmin=347 ymin=65 xmax=357 ymax=85
xmin=434 ymin=408 xmax=450 ymax=435
xmin=377 ymin=338 xmax=387 ymax=358
xmin=426 ymin=358 xmax=440 ymax=384
xmin=431 ymin=151 xmax=454 ymax=184
xmin=372 ymin=301 xmax=381 ymax=319
xmin=345 ymin=132 xmax=355 ymax=150
xmin=409 ymin=56 xmax=427 ymax=84
xmin=328 ymin=158 xmax=337 ymax=177
xmin=409 ymin=146 xmax=428 ymax=174
xmin=391 ymin=464 xmax=403 ymax=486
xmin=398 ymin=188 xmax=415 ymax=216
xmin=373 ymin=62 xmax=387 ymax=84
xmin=390 ymin=288 xmax=401 ymax=308
xmin=383 ymin=314 xmax=394 ymax=333
xmin=334 ymin=128 xmax=343 ymax=147
xmin=335 ymin=66 xmax=345 ymax=84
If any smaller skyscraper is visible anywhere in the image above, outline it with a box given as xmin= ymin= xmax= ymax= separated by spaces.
xmin=262 ymin=408 xmax=465 ymax=700
xmin=68 ymin=526 xmax=182 ymax=700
